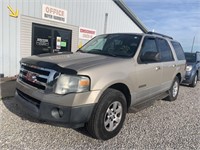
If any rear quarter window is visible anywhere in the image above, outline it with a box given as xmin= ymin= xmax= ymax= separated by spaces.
xmin=171 ymin=41 xmax=185 ymax=60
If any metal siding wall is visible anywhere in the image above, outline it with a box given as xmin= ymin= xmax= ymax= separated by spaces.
xmin=23 ymin=0 xmax=29 ymax=16
xmin=71 ymin=1 xmax=79 ymax=25
xmin=20 ymin=15 xmax=79 ymax=58
xmin=1 ymin=0 xmax=144 ymax=76
xmin=65 ymin=0 xmax=143 ymax=34
xmin=105 ymin=1 xmax=143 ymax=34
xmin=29 ymin=1 xmax=35 ymax=17
xmin=2 ymin=1 xmax=10 ymax=76
xmin=0 ymin=0 xmax=3 ymax=75
xmin=9 ymin=0 xmax=18 ymax=75
xmin=34 ymin=0 xmax=41 ymax=18
xmin=16 ymin=1 xmax=21 ymax=74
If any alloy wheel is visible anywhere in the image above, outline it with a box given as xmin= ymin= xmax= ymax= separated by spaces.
xmin=173 ymin=81 xmax=178 ymax=97
xmin=104 ymin=101 xmax=123 ymax=132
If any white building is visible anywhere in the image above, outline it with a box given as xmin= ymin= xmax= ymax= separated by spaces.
xmin=0 ymin=0 xmax=147 ymax=77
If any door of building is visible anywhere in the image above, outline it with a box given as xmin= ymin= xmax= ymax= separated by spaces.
xmin=32 ymin=23 xmax=72 ymax=55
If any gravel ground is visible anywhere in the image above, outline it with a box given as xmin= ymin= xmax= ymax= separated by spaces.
xmin=0 ymin=83 xmax=200 ymax=150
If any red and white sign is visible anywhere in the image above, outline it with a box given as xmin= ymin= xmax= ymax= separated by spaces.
xmin=42 ymin=4 xmax=67 ymax=23
xmin=79 ymin=27 xmax=96 ymax=40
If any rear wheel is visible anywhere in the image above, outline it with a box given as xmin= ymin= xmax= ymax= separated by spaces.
xmin=86 ymin=88 xmax=127 ymax=140
xmin=189 ymin=73 xmax=197 ymax=87
xmin=165 ymin=76 xmax=180 ymax=101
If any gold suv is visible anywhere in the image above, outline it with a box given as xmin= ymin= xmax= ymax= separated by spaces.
xmin=15 ymin=32 xmax=186 ymax=140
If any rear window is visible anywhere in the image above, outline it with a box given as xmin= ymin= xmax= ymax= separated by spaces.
xmin=171 ymin=41 xmax=185 ymax=60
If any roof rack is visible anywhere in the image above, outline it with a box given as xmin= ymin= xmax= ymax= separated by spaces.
xmin=147 ymin=31 xmax=173 ymax=39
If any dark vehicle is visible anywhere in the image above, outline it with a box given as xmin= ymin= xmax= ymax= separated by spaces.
xmin=182 ymin=52 xmax=200 ymax=87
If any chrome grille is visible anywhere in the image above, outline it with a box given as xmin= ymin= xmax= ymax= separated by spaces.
xmin=19 ymin=63 xmax=60 ymax=90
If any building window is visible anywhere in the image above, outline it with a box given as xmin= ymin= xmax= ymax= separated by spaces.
xmin=32 ymin=23 xmax=72 ymax=55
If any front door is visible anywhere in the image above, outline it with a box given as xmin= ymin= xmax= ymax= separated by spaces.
xmin=135 ymin=36 xmax=163 ymax=103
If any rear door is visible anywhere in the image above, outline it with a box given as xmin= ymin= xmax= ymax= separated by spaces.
xmin=135 ymin=36 xmax=163 ymax=103
xmin=157 ymin=38 xmax=176 ymax=91
xmin=170 ymin=41 xmax=186 ymax=82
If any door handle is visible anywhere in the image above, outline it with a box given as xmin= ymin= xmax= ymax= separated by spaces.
xmin=172 ymin=64 xmax=176 ymax=67
xmin=155 ymin=66 xmax=160 ymax=71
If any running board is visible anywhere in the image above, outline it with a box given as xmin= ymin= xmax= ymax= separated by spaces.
xmin=128 ymin=92 xmax=168 ymax=113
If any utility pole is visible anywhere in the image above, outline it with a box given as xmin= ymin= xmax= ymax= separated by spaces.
xmin=191 ymin=36 xmax=195 ymax=53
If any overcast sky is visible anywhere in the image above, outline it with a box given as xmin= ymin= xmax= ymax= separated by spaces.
xmin=124 ymin=0 xmax=200 ymax=52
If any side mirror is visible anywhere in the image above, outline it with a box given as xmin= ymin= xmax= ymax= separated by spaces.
xmin=140 ymin=51 xmax=160 ymax=62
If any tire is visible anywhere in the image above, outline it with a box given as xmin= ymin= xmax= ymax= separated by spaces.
xmin=86 ymin=88 xmax=127 ymax=140
xmin=165 ymin=76 xmax=180 ymax=101
xmin=189 ymin=73 xmax=198 ymax=87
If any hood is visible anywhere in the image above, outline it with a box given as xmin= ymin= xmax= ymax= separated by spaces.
xmin=186 ymin=62 xmax=195 ymax=66
xmin=21 ymin=52 xmax=125 ymax=73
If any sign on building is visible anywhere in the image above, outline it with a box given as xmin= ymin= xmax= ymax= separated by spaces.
xmin=42 ymin=4 xmax=67 ymax=23
xmin=79 ymin=27 xmax=96 ymax=40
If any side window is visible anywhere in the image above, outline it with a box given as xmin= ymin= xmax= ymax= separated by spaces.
xmin=157 ymin=38 xmax=174 ymax=62
xmin=171 ymin=41 xmax=185 ymax=60
xmin=141 ymin=37 xmax=158 ymax=55
xmin=139 ymin=37 xmax=159 ymax=63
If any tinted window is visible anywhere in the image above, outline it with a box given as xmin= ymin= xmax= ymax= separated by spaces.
xmin=157 ymin=38 xmax=174 ymax=62
xmin=32 ymin=26 xmax=52 ymax=55
xmin=32 ymin=23 xmax=72 ymax=55
xmin=139 ymin=37 xmax=159 ymax=63
xmin=141 ymin=37 xmax=158 ymax=55
xmin=171 ymin=41 xmax=185 ymax=60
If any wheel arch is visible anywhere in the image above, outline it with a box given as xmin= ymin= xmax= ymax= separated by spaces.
xmin=176 ymin=73 xmax=181 ymax=83
xmin=108 ymin=83 xmax=131 ymax=110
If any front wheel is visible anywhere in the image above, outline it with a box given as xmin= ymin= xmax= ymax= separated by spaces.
xmin=189 ymin=73 xmax=198 ymax=87
xmin=165 ymin=76 xmax=180 ymax=101
xmin=86 ymin=88 xmax=127 ymax=140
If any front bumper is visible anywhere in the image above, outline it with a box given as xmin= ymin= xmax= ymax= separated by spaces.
xmin=15 ymin=89 xmax=95 ymax=128
xmin=182 ymin=71 xmax=195 ymax=84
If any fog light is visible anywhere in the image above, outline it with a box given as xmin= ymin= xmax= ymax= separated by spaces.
xmin=51 ymin=108 xmax=64 ymax=119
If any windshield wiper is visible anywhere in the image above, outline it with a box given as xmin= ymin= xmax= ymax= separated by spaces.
xmin=105 ymin=53 xmax=117 ymax=57
xmin=77 ymin=49 xmax=118 ymax=57
xmin=86 ymin=50 xmax=116 ymax=57
xmin=76 ymin=49 xmax=85 ymax=53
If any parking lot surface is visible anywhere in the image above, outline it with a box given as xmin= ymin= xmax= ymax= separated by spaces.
xmin=0 ymin=83 xmax=200 ymax=150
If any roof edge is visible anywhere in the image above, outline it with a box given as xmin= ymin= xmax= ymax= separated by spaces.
xmin=113 ymin=0 xmax=148 ymax=33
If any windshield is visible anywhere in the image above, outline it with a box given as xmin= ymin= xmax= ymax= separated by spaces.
xmin=185 ymin=53 xmax=196 ymax=62
xmin=78 ymin=34 xmax=142 ymax=58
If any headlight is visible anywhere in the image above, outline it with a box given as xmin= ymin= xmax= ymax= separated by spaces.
xmin=54 ymin=74 xmax=90 ymax=95
xmin=186 ymin=65 xmax=192 ymax=72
